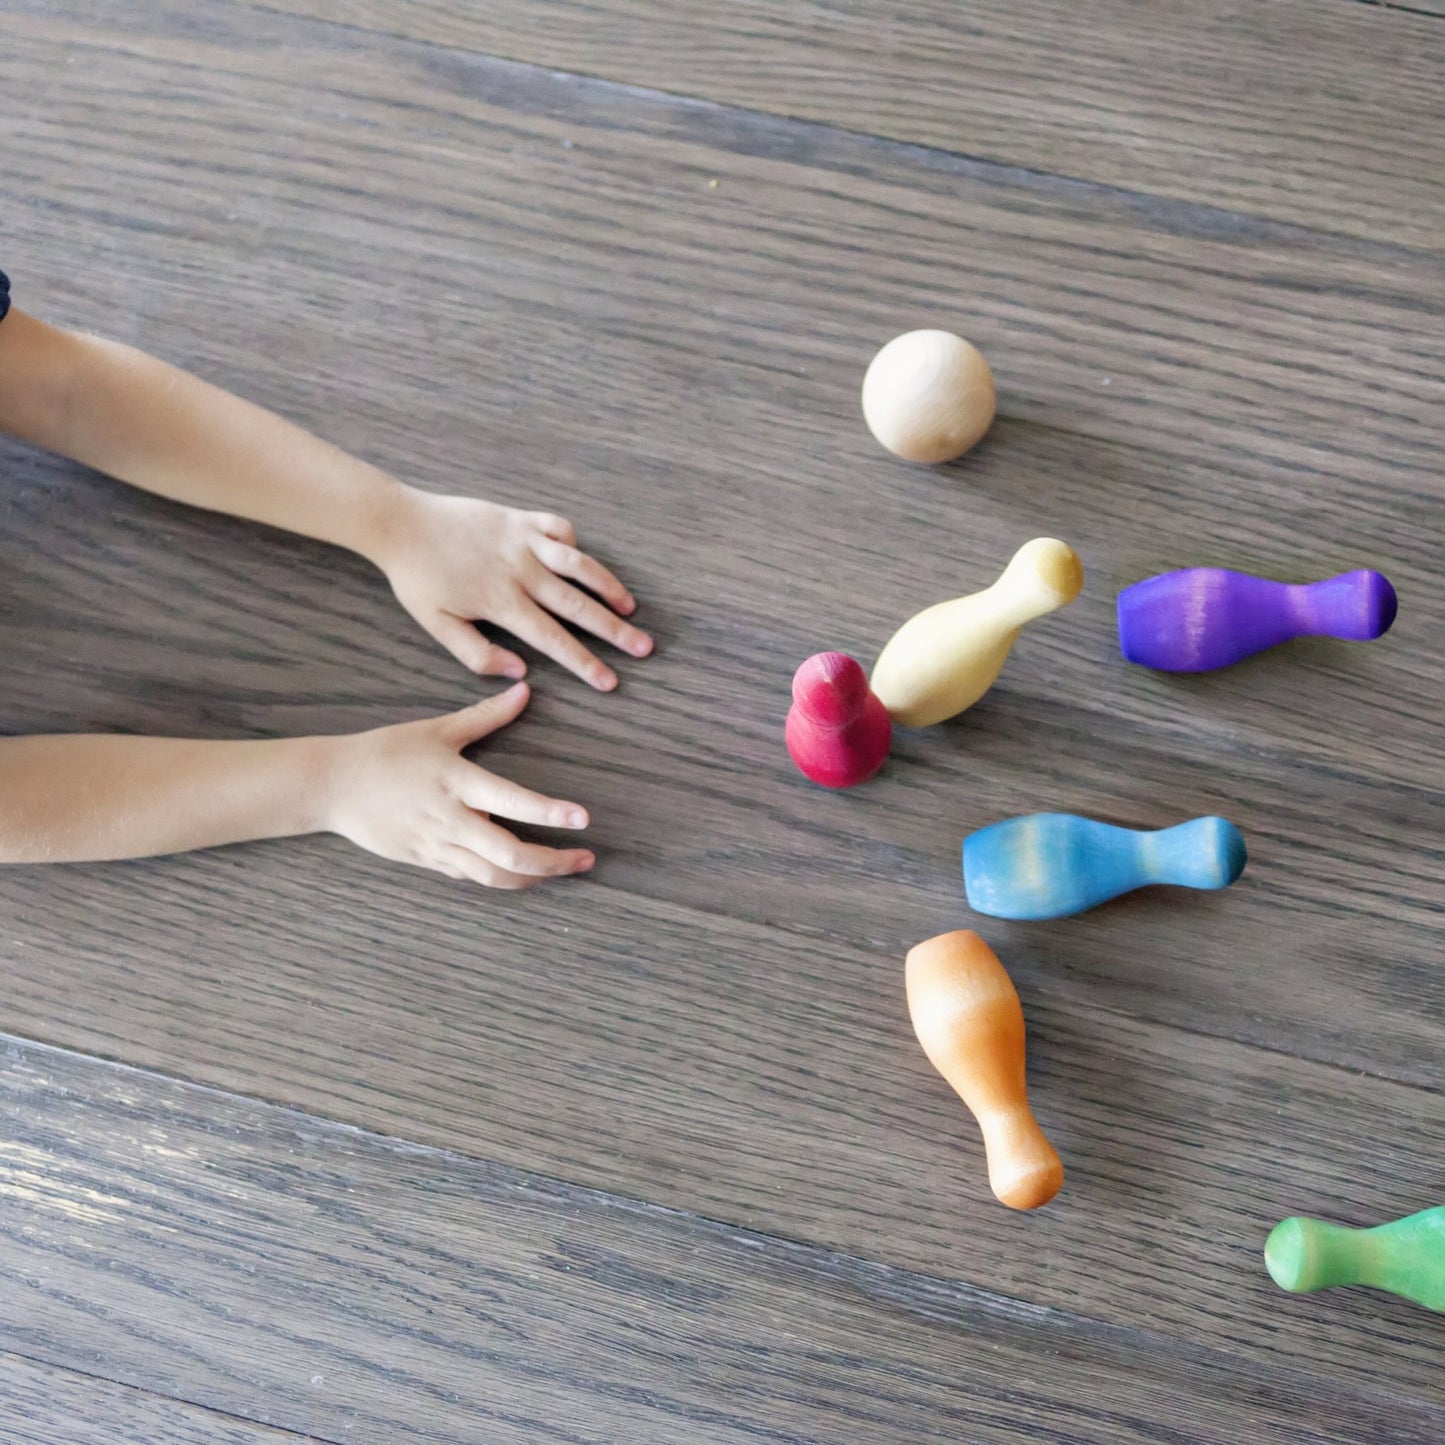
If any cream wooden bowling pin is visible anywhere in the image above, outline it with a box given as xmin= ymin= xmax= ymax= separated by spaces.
xmin=906 ymin=931 xmax=1062 ymax=1209
xmin=872 ymin=539 xmax=1084 ymax=726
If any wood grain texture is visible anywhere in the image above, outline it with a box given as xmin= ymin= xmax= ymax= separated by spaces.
xmin=238 ymin=0 xmax=1445 ymax=248
xmin=0 ymin=0 xmax=1440 ymax=1078
xmin=0 ymin=844 xmax=1441 ymax=1405
xmin=0 ymin=1354 xmax=306 ymax=1444
xmin=0 ymin=1 xmax=1441 ymax=1437
xmin=4 ymin=1037 xmax=1442 ymax=1445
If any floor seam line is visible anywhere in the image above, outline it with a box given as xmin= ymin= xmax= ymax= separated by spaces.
xmin=0 ymin=1345 xmax=332 ymax=1442
xmin=223 ymin=0 xmax=1445 ymax=266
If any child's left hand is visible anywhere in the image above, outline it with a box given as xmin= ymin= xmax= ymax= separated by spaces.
xmin=374 ymin=490 xmax=654 ymax=691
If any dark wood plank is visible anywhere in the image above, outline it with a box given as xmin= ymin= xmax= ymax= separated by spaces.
xmin=237 ymin=0 xmax=1445 ymax=248
xmin=0 ymin=0 xmax=1439 ymax=1078
xmin=0 ymin=851 xmax=1441 ymax=1405
xmin=0 ymin=1 xmax=1440 ymax=1424
xmin=1368 ymin=0 xmax=1445 ymax=14
xmin=0 ymin=1354 xmax=307 ymax=1443
xmin=6 ymin=2 xmax=1443 ymax=506
xmin=1 ymin=452 xmax=1438 ymax=1086
xmin=4 ymin=1037 xmax=1442 ymax=1445
xmin=5 ymin=0 xmax=1439 ymax=788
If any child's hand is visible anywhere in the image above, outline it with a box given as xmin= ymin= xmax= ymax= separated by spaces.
xmin=325 ymin=683 xmax=594 ymax=888
xmin=375 ymin=490 xmax=653 ymax=691
xmin=0 ymin=314 xmax=651 ymax=690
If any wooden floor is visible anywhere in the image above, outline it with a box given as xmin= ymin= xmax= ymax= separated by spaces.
xmin=2 ymin=1 xmax=1443 ymax=1440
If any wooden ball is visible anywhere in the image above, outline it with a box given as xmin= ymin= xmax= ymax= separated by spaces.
xmin=861 ymin=330 xmax=996 ymax=464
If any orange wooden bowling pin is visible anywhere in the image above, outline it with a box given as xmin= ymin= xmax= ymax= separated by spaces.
xmin=905 ymin=930 xmax=1063 ymax=1210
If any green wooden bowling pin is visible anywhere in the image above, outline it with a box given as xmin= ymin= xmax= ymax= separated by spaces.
xmin=1265 ymin=1206 xmax=1445 ymax=1313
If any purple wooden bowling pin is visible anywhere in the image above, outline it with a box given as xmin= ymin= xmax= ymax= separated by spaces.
xmin=786 ymin=652 xmax=892 ymax=788
xmin=1117 ymin=567 xmax=1397 ymax=672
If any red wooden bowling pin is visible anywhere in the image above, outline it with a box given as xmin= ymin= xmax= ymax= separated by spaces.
xmin=786 ymin=652 xmax=892 ymax=788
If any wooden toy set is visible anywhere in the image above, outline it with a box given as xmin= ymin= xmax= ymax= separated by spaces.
xmin=787 ymin=330 xmax=1434 ymax=1313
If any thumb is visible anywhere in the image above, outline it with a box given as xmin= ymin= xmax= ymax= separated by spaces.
xmin=424 ymin=611 xmax=527 ymax=681
xmin=438 ymin=682 xmax=531 ymax=749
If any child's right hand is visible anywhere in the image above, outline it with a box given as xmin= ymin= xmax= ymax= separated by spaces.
xmin=324 ymin=683 xmax=594 ymax=888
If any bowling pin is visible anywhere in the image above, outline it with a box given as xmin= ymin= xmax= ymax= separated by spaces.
xmin=785 ymin=651 xmax=892 ymax=788
xmin=1265 ymin=1206 xmax=1445 ymax=1313
xmin=905 ymin=930 xmax=1063 ymax=1210
xmin=963 ymin=813 xmax=1247 ymax=920
xmin=872 ymin=539 xmax=1084 ymax=727
xmin=1118 ymin=566 xmax=1397 ymax=672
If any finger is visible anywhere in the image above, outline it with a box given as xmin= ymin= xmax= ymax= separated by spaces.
xmin=532 ymin=512 xmax=577 ymax=546
xmin=436 ymin=842 xmax=536 ymax=891
xmin=451 ymin=760 xmax=589 ymax=830
xmin=423 ymin=611 xmax=528 ymax=680
xmin=505 ymin=600 xmax=618 ymax=692
xmin=436 ymin=681 xmax=531 ymax=749
xmin=531 ymin=573 xmax=653 ymax=662
xmin=452 ymin=813 xmax=595 ymax=879
xmin=530 ymin=536 xmax=640 ymax=618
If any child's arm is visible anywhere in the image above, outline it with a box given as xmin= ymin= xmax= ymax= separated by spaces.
xmin=0 ymin=307 xmax=652 ymax=689
xmin=0 ymin=684 xmax=593 ymax=886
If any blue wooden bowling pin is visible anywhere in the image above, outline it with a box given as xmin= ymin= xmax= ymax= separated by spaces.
xmin=1117 ymin=567 xmax=1397 ymax=672
xmin=963 ymin=813 xmax=1247 ymax=920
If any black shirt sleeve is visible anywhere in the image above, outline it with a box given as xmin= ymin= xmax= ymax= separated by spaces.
xmin=0 ymin=269 xmax=10 ymax=325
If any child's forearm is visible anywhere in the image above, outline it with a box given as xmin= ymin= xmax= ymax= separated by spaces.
xmin=0 ymin=311 xmax=405 ymax=562
xmin=0 ymin=732 xmax=338 ymax=863
xmin=0 ymin=691 xmax=596 ymax=885
xmin=0 ymin=305 xmax=650 ymax=688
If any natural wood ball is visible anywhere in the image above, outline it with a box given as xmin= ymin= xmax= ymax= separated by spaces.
xmin=861 ymin=329 xmax=996 ymax=464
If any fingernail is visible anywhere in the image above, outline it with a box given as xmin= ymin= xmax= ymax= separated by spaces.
xmin=595 ymin=669 xmax=618 ymax=691
xmin=566 ymin=809 xmax=587 ymax=829
xmin=629 ymin=636 xmax=653 ymax=657
xmin=576 ymin=853 xmax=596 ymax=870
xmin=504 ymin=659 xmax=527 ymax=679
xmin=622 ymin=596 xmax=637 ymax=614
xmin=507 ymin=681 xmax=529 ymax=697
